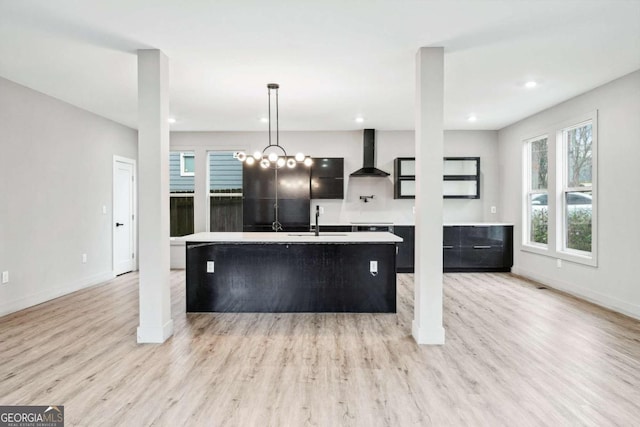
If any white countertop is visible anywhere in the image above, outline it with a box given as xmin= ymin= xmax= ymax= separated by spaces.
xmin=184 ymin=232 xmax=403 ymax=243
xmin=443 ymin=223 xmax=514 ymax=226
xmin=316 ymin=222 xmax=514 ymax=227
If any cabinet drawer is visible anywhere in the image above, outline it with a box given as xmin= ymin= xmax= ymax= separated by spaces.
xmin=460 ymin=226 xmax=506 ymax=247
xmin=459 ymin=247 xmax=505 ymax=268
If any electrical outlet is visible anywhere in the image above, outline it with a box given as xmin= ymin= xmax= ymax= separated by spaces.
xmin=370 ymin=260 xmax=378 ymax=275
xmin=319 ymin=206 xmax=325 ymax=215
xmin=102 ymin=205 xmax=107 ymax=215
xmin=82 ymin=254 xmax=87 ymax=264
xmin=1 ymin=271 xmax=8 ymax=284
xmin=491 ymin=206 xmax=497 ymax=214
xmin=412 ymin=206 xmax=416 ymax=214
xmin=207 ymin=261 xmax=215 ymax=273
xmin=556 ymin=259 xmax=562 ymax=268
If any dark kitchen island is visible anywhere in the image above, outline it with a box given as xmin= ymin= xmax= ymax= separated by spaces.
xmin=185 ymin=232 xmax=402 ymax=313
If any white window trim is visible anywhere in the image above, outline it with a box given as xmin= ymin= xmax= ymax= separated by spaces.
xmin=522 ymin=134 xmax=550 ymax=255
xmin=520 ymin=111 xmax=597 ymax=267
xmin=180 ymin=152 xmax=195 ymax=177
xmin=555 ymin=112 xmax=598 ymax=267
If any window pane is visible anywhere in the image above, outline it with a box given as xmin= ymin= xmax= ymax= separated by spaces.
xmin=170 ymin=151 xmax=195 ymax=193
xmin=183 ymin=154 xmax=195 ymax=174
xmin=566 ymin=123 xmax=592 ymax=188
xmin=170 ymin=197 xmax=194 ymax=237
xmin=530 ymin=138 xmax=548 ymax=190
xmin=529 ymin=193 xmax=548 ymax=244
xmin=565 ymin=191 xmax=592 ymax=252
xmin=209 ymin=151 xmax=243 ymax=232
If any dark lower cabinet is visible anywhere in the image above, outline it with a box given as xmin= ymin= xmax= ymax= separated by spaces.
xmin=444 ymin=225 xmax=513 ymax=272
xmin=394 ymin=226 xmax=415 ymax=273
xmin=186 ymin=242 xmax=397 ymax=313
xmin=313 ymin=225 xmax=352 ymax=233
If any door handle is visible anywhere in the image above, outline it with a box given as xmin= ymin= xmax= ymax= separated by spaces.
xmin=115 ymin=222 xmax=124 ymax=227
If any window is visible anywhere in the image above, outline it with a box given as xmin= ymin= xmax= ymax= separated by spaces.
xmin=560 ymin=121 xmax=594 ymax=255
xmin=208 ymin=151 xmax=243 ymax=232
xmin=525 ymin=137 xmax=549 ymax=247
xmin=170 ymin=151 xmax=195 ymax=236
xmin=521 ymin=111 xmax=597 ymax=266
xmin=180 ymin=152 xmax=195 ymax=176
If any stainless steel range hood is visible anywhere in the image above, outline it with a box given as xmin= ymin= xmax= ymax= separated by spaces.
xmin=350 ymin=129 xmax=390 ymax=177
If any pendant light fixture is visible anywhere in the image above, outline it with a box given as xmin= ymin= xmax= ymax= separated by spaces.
xmin=235 ymin=83 xmax=313 ymax=169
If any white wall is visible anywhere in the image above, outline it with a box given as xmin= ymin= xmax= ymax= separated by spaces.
xmin=498 ymin=70 xmax=640 ymax=319
xmin=0 ymin=77 xmax=138 ymax=316
xmin=170 ymin=129 xmax=499 ymax=228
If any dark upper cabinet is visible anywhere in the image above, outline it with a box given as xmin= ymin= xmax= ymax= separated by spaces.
xmin=277 ymin=163 xmax=311 ymax=199
xmin=394 ymin=226 xmax=415 ymax=273
xmin=393 ymin=157 xmax=481 ymax=199
xmin=311 ymin=158 xmax=344 ymax=199
xmin=394 ymin=158 xmax=416 ymax=199
xmin=443 ymin=157 xmax=480 ymax=199
xmin=243 ymin=163 xmax=276 ymax=199
xmin=243 ymin=160 xmax=310 ymax=199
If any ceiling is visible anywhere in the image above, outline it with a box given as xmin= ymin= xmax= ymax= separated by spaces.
xmin=1 ymin=1 xmax=639 ymax=131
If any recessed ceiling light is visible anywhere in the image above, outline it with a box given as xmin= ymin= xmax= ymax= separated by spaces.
xmin=168 ymin=117 xmax=176 ymax=124
xmin=260 ymin=117 xmax=269 ymax=123
xmin=524 ymin=81 xmax=538 ymax=89
xmin=355 ymin=117 xmax=364 ymax=123
xmin=467 ymin=115 xmax=477 ymax=122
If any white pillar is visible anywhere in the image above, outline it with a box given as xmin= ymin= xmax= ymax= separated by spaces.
xmin=137 ymin=49 xmax=173 ymax=343
xmin=413 ymin=47 xmax=445 ymax=345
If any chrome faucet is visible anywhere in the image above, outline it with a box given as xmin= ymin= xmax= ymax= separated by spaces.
xmin=315 ymin=205 xmax=320 ymax=236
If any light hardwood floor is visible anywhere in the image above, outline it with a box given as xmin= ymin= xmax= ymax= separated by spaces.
xmin=1 ymin=272 xmax=639 ymax=426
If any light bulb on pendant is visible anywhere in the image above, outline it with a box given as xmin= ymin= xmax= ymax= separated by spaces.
xmin=268 ymin=152 xmax=278 ymax=162
xmin=253 ymin=151 xmax=262 ymax=160
xmin=260 ymin=159 xmax=270 ymax=168
xmin=245 ymin=156 xmax=255 ymax=165
xmin=236 ymin=152 xmax=247 ymax=162
xmin=276 ymin=158 xmax=286 ymax=168
xmin=304 ymin=157 xmax=313 ymax=167
xmin=295 ymin=152 xmax=305 ymax=162
xmin=286 ymin=158 xmax=296 ymax=168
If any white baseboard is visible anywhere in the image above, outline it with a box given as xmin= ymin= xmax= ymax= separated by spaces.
xmin=137 ymin=319 xmax=174 ymax=343
xmin=412 ymin=320 xmax=446 ymax=345
xmin=512 ymin=266 xmax=640 ymax=320
xmin=0 ymin=271 xmax=116 ymax=318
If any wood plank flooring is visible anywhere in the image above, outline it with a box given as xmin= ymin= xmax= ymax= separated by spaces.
xmin=1 ymin=272 xmax=639 ymax=426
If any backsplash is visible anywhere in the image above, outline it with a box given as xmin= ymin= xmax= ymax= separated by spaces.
xmin=170 ymin=129 xmax=500 ymax=231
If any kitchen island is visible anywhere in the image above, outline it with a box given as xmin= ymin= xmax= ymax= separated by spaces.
xmin=185 ymin=232 xmax=402 ymax=313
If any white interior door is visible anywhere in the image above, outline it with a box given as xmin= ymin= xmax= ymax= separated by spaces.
xmin=114 ymin=159 xmax=135 ymax=275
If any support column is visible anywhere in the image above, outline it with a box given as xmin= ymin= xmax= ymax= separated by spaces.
xmin=413 ymin=47 xmax=445 ymax=345
xmin=137 ymin=49 xmax=173 ymax=343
